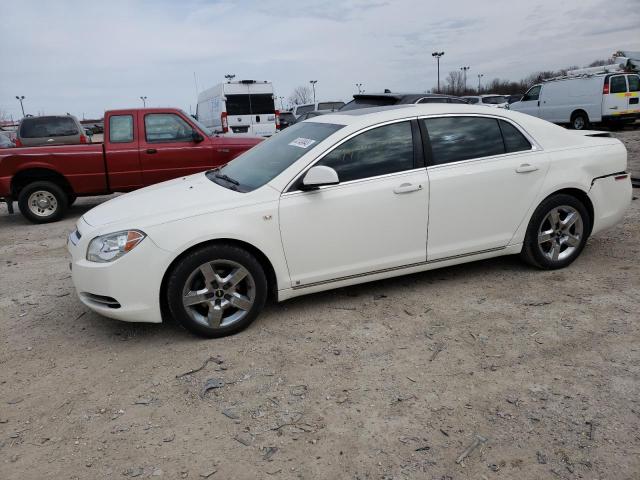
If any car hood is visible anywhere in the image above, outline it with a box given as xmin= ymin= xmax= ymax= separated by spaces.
xmin=82 ymin=172 xmax=271 ymax=229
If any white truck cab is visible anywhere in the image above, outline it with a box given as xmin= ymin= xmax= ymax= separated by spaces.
xmin=196 ymin=80 xmax=279 ymax=137
xmin=510 ymin=71 xmax=640 ymax=129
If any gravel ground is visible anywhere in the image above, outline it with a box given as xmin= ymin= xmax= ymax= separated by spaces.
xmin=0 ymin=129 xmax=638 ymax=480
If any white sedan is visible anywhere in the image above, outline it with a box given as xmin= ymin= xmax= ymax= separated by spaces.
xmin=68 ymin=104 xmax=632 ymax=337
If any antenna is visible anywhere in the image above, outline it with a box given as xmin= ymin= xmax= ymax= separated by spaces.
xmin=193 ymin=72 xmax=199 ymax=97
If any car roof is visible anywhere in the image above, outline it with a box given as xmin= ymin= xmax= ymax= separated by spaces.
xmin=352 ymin=93 xmax=457 ymax=102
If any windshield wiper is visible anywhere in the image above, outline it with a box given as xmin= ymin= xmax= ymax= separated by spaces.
xmin=211 ymin=168 xmax=240 ymax=186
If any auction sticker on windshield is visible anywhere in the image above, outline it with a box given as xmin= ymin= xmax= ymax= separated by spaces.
xmin=289 ymin=138 xmax=316 ymax=149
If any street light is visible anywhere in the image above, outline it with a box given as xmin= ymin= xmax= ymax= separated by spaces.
xmin=15 ymin=96 xmax=25 ymax=117
xmin=355 ymin=83 xmax=364 ymax=94
xmin=309 ymin=80 xmax=318 ymax=104
xmin=224 ymin=74 xmax=236 ymax=82
xmin=460 ymin=66 xmax=470 ymax=93
xmin=431 ymin=52 xmax=445 ymax=93
xmin=140 ymin=96 xmax=147 ymax=107
xmin=477 ymin=73 xmax=484 ymax=92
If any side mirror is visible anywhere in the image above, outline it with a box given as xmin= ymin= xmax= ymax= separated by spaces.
xmin=192 ymin=131 xmax=204 ymax=143
xmin=301 ymin=166 xmax=339 ymax=190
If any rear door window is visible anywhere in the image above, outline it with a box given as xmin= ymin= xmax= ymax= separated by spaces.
xmin=609 ymin=75 xmax=628 ymax=94
xmin=627 ymin=75 xmax=640 ymax=92
xmin=20 ymin=117 xmax=79 ymax=138
xmin=109 ymin=115 xmax=134 ymax=143
xmin=144 ymin=113 xmax=194 ymax=143
xmin=250 ymin=94 xmax=275 ymax=114
xmin=499 ymin=120 xmax=532 ymax=153
xmin=225 ymin=95 xmax=252 ymax=115
xmin=423 ymin=116 xmax=505 ymax=165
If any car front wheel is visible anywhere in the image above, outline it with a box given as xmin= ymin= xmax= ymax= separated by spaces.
xmin=521 ymin=194 xmax=591 ymax=269
xmin=166 ymin=244 xmax=268 ymax=338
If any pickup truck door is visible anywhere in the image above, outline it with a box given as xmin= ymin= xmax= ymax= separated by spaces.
xmin=104 ymin=113 xmax=143 ymax=191
xmin=138 ymin=112 xmax=213 ymax=185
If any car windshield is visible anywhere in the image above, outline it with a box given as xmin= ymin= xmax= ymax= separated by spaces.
xmin=180 ymin=110 xmax=213 ymax=136
xmin=339 ymin=97 xmax=398 ymax=111
xmin=482 ymin=96 xmax=507 ymax=104
xmin=20 ymin=117 xmax=79 ymax=138
xmin=207 ymin=121 xmax=344 ymax=192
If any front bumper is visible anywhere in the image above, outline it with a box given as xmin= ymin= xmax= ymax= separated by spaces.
xmin=68 ymin=220 xmax=170 ymax=323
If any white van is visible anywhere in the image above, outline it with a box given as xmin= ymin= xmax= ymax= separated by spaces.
xmin=196 ymin=80 xmax=279 ymax=137
xmin=292 ymin=101 xmax=345 ymax=118
xmin=509 ymin=72 xmax=640 ymax=129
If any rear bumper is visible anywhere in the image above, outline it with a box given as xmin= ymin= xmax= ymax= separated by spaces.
xmin=602 ymin=113 xmax=639 ymax=123
xmin=589 ymin=174 xmax=632 ymax=235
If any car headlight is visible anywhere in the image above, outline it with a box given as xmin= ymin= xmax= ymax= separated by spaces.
xmin=87 ymin=230 xmax=146 ymax=263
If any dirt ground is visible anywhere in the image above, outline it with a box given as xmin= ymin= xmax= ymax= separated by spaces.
xmin=1 ymin=128 xmax=639 ymax=480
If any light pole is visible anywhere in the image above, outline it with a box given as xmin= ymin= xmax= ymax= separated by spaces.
xmin=15 ymin=96 xmax=25 ymax=117
xmin=460 ymin=66 xmax=470 ymax=93
xmin=355 ymin=83 xmax=364 ymax=94
xmin=477 ymin=73 xmax=484 ymax=93
xmin=140 ymin=96 xmax=147 ymax=107
xmin=431 ymin=52 xmax=444 ymax=93
xmin=224 ymin=74 xmax=236 ymax=82
xmin=309 ymin=80 xmax=318 ymax=103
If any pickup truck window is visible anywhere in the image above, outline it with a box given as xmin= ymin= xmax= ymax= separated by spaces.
xmin=109 ymin=115 xmax=134 ymax=143
xmin=144 ymin=113 xmax=194 ymax=143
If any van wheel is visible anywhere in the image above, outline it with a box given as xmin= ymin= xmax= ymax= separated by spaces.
xmin=570 ymin=111 xmax=589 ymax=130
xmin=520 ymin=194 xmax=590 ymax=270
xmin=18 ymin=181 xmax=68 ymax=223
xmin=166 ymin=244 xmax=268 ymax=338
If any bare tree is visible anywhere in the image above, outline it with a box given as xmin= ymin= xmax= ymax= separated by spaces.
xmin=287 ymin=86 xmax=313 ymax=106
xmin=444 ymin=70 xmax=465 ymax=96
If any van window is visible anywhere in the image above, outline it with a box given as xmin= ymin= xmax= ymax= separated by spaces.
xmin=499 ymin=120 xmax=532 ymax=153
xmin=522 ymin=86 xmax=541 ymax=102
xmin=226 ymin=95 xmax=251 ymax=116
xmin=109 ymin=115 xmax=134 ymax=143
xmin=20 ymin=117 xmax=79 ymax=138
xmin=628 ymin=75 xmax=640 ymax=92
xmin=423 ymin=116 xmax=505 ymax=165
xmin=250 ymin=94 xmax=275 ymax=114
xmin=610 ymin=76 xmax=627 ymax=94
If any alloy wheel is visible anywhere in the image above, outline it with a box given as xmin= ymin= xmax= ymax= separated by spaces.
xmin=537 ymin=205 xmax=584 ymax=262
xmin=182 ymin=259 xmax=256 ymax=329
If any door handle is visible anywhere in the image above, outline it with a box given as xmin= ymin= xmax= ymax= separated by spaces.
xmin=515 ymin=163 xmax=538 ymax=173
xmin=393 ymin=183 xmax=422 ymax=194
xmin=146 ymin=148 xmax=157 ymax=154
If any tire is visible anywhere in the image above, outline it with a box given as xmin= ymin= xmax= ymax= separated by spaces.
xmin=520 ymin=194 xmax=591 ymax=270
xmin=166 ymin=244 xmax=268 ymax=338
xmin=570 ymin=111 xmax=589 ymax=130
xmin=17 ymin=181 xmax=68 ymax=224
xmin=68 ymin=194 xmax=77 ymax=206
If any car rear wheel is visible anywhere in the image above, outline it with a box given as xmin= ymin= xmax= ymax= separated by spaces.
xmin=570 ymin=111 xmax=589 ymax=130
xmin=521 ymin=194 xmax=590 ymax=269
xmin=17 ymin=181 xmax=68 ymax=224
xmin=166 ymin=244 xmax=267 ymax=338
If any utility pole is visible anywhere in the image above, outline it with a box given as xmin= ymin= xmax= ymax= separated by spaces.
xmin=355 ymin=83 xmax=364 ymax=94
xmin=15 ymin=96 xmax=25 ymax=117
xmin=309 ymin=80 xmax=318 ymax=103
xmin=431 ymin=52 xmax=445 ymax=93
xmin=477 ymin=73 xmax=484 ymax=92
xmin=140 ymin=96 xmax=147 ymax=107
xmin=224 ymin=74 xmax=236 ymax=82
xmin=460 ymin=66 xmax=470 ymax=93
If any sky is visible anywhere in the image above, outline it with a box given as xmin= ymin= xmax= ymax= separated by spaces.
xmin=1 ymin=0 xmax=638 ymax=120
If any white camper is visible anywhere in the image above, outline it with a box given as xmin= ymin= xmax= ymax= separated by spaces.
xmin=196 ymin=80 xmax=279 ymax=137
xmin=509 ymin=70 xmax=640 ymax=129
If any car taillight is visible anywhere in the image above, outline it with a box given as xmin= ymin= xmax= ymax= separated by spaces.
xmin=79 ymin=134 xmax=87 ymax=144
xmin=221 ymin=112 xmax=228 ymax=133
xmin=275 ymin=110 xmax=281 ymax=130
xmin=603 ymin=81 xmax=609 ymax=95
xmin=15 ymin=138 xmax=22 ymax=147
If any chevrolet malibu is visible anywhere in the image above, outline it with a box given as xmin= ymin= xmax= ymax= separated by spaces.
xmin=68 ymin=104 xmax=632 ymax=337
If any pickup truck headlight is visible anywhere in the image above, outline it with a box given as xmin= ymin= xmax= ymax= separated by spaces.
xmin=87 ymin=230 xmax=146 ymax=263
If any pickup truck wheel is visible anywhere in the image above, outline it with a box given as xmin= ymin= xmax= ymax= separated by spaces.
xmin=166 ymin=244 xmax=268 ymax=338
xmin=18 ymin=181 xmax=68 ymax=223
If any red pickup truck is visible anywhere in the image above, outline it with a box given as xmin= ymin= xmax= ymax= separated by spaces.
xmin=0 ymin=108 xmax=261 ymax=223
